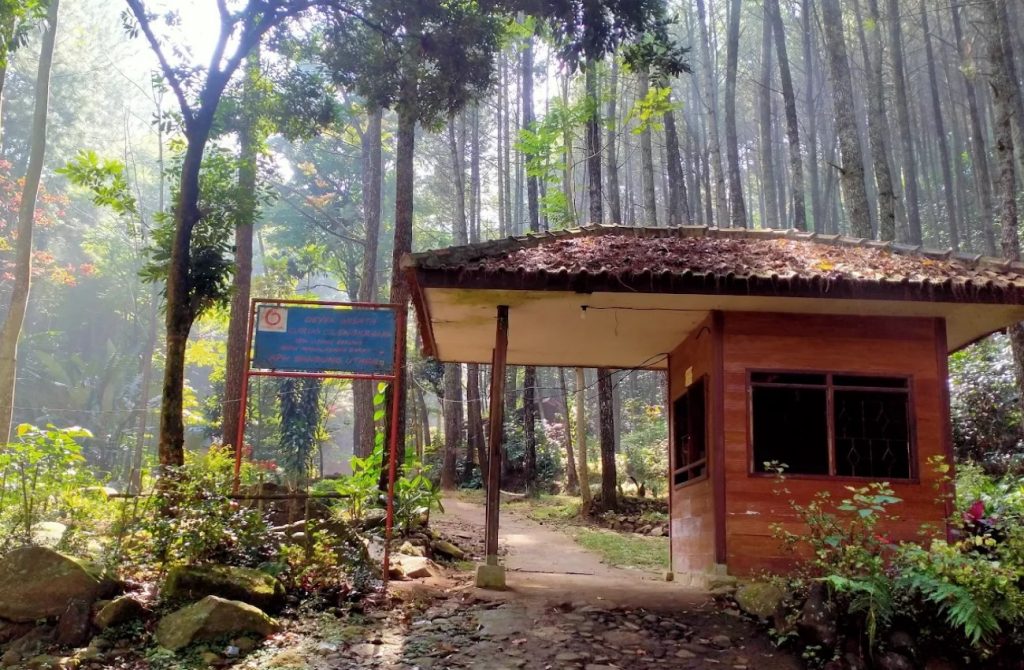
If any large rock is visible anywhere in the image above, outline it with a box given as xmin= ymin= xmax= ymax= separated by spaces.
xmin=0 ymin=547 xmax=101 ymax=622
xmin=155 ymin=596 xmax=279 ymax=651
xmin=164 ymin=565 xmax=285 ymax=613
xmin=55 ymin=599 xmax=92 ymax=647
xmin=94 ymin=595 xmax=148 ymax=630
xmin=735 ymin=582 xmax=787 ymax=619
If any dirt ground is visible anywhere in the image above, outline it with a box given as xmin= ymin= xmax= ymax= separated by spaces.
xmin=239 ymin=498 xmax=801 ymax=670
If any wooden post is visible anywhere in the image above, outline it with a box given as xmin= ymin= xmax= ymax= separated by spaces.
xmin=478 ymin=305 xmax=509 ymax=588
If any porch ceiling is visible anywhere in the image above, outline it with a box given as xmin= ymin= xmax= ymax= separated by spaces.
xmin=419 ymin=287 xmax=1024 ymax=367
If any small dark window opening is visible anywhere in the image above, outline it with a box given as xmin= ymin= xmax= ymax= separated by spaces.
xmin=673 ymin=377 xmax=707 ymax=486
xmin=751 ymin=372 xmax=913 ymax=479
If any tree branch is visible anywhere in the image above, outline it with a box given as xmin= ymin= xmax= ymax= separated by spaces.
xmin=124 ymin=0 xmax=193 ymax=128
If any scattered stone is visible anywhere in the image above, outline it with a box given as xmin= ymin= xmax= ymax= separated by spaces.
xmin=392 ymin=556 xmax=442 ymax=580
xmin=431 ymin=540 xmax=465 ymax=561
xmin=734 ymin=582 xmax=786 ymax=619
xmin=1 ymin=650 xmax=21 ymax=666
xmin=602 ymin=630 xmax=644 ymax=646
xmin=797 ymin=582 xmax=837 ymax=649
xmin=649 ymin=527 xmax=664 ymax=537
xmin=399 ymin=542 xmax=426 ymax=557
xmin=199 ymin=651 xmax=221 ymax=665
xmin=675 ymin=649 xmax=696 ymax=659
xmin=164 ymin=565 xmax=286 ymax=613
xmin=94 ymin=595 xmax=148 ymax=630
xmin=0 ymin=547 xmax=102 ymax=622
xmin=875 ymin=651 xmax=915 ymax=670
xmin=0 ymin=619 xmax=34 ymax=644
xmin=55 ymin=599 xmax=92 ymax=647
xmin=555 ymin=651 xmax=589 ymax=662
xmin=709 ymin=634 xmax=732 ymax=649
xmin=887 ymin=630 xmax=916 ymax=658
xmin=155 ymin=596 xmax=279 ymax=651
xmin=232 ymin=636 xmax=258 ymax=654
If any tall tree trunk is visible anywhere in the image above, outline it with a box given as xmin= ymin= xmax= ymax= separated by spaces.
xmin=523 ymin=366 xmax=538 ymax=496
xmin=222 ymin=51 xmax=261 ymax=451
xmin=441 ymin=363 xmax=463 ymax=489
xmin=353 ymin=106 xmax=384 ymax=458
xmin=821 ymin=0 xmax=873 ymax=239
xmin=664 ymin=102 xmax=691 ymax=226
xmin=758 ymin=10 xmax=779 ymax=229
xmin=575 ymin=368 xmax=591 ymax=505
xmin=802 ymin=0 xmax=822 ymax=231
xmin=465 ymin=106 xmax=484 ymax=479
xmin=920 ymin=0 xmax=961 ymax=250
xmin=724 ymin=0 xmax=747 ymax=228
xmin=606 ymin=57 xmax=623 ymax=224
xmin=597 ymin=369 xmax=617 ymax=511
xmin=586 ymin=59 xmax=603 ymax=224
xmin=696 ymin=0 xmax=729 ymax=226
xmin=379 ymin=101 xmax=416 ymax=487
xmin=638 ymin=66 xmax=658 ymax=226
xmin=558 ymin=368 xmax=579 ymax=494
xmin=0 ymin=0 xmax=58 ymax=443
xmin=861 ymin=0 xmax=898 ymax=241
xmin=523 ymin=36 xmax=539 ymax=234
xmin=985 ymin=0 xmax=1024 ymax=420
xmin=887 ymin=0 xmax=923 ymax=243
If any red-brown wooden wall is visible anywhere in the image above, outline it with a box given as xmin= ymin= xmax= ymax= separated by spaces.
xmin=667 ymin=311 xmax=953 ymax=578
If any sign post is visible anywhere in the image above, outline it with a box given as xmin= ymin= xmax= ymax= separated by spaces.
xmin=232 ymin=299 xmax=404 ymax=589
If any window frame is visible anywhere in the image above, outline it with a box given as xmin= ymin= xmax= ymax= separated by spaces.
xmin=746 ymin=368 xmax=918 ymax=483
xmin=672 ymin=375 xmax=709 ymax=490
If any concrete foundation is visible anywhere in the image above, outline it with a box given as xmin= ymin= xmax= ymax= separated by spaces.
xmin=475 ymin=562 xmax=506 ymax=590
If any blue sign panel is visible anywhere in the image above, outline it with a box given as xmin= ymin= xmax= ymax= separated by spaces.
xmin=253 ymin=305 xmax=396 ymax=375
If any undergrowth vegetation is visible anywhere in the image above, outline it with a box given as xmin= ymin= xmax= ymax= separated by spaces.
xmin=765 ymin=459 xmax=1024 ymax=668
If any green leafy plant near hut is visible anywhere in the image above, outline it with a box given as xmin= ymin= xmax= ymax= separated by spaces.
xmin=762 ymin=460 xmax=1024 ymax=667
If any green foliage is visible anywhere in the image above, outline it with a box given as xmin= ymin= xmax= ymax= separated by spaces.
xmin=767 ymin=462 xmax=1024 ymax=662
xmin=128 ymin=446 xmax=273 ymax=570
xmin=0 ymin=424 xmax=102 ymax=551
xmin=618 ymin=402 xmax=668 ymax=497
xmin=949 ymin=334 xmax=1023 ymax=472
xmin=0 ymin=0 xmax=47 ymax=68
xmin=140 ymin=144 xmax=260 ymax=321
xmin=626 ymin=85 xmax=673 ymax=134
xmin=276 ymin=377 xmax=325 ymax=486
xmin=57 ymin=150 xmax=138 ymax=217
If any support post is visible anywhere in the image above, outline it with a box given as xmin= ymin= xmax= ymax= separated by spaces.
xmin=477 ymin=305 xmax=509 ymax=589
xmin=382 ymin=308 xmax=408 ymax=591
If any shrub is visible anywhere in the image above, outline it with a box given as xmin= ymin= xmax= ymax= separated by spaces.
xmin=0 ymin=424 xmax=109 ymax=553
xmin=125 ymin=446 xmax=274 ymax=571
xmin=765 ymin=462 xmax=1024 ymax=665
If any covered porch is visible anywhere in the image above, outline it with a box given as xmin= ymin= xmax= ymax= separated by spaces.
xmin=403 ymin=225 xmax=1024 ymax=585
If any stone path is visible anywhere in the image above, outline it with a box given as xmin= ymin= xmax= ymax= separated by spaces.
xmin=240 ymin=498 xmax=801 ymax=670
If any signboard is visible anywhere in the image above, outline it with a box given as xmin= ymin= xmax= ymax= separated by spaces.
xmin=253 ymin=305 xmax=396 ymax=375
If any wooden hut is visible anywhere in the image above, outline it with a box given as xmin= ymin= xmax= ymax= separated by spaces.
xmin=403 ymin=225 xmax=1024 ymax=583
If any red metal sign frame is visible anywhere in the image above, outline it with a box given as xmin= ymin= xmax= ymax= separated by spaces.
xmin=232 ymin=298 xmax=406 ymax=589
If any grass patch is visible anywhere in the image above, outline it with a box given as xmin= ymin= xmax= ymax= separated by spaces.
xmin=574 ymin=527 xmax=669 ymax=572
xmin=518 ymin=494 xmax=581 ymax=523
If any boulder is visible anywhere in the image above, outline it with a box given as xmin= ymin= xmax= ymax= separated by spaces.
xmin=164 ymin=565 xmax=285 ymax=613
xmin=0 ymin=619 xmax=34 ymax=645
xmin=735 ymin=582 xmax=787 ymax=619
xmin=399 ymin=542 xmax=425 ymax=558
xmin=155 ymin=596 xmax=279 ymax=652
xmin=0 ymin=547 xmax=102 ymax=622
xmin=55 ymin=599 xmax=91 ymax=648
xmin=94 ymin=596 xmax=148 ymax=630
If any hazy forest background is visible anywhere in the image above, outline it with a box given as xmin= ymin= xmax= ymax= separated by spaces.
xmin=2 ymin=0 xmax=1024 ymax=502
